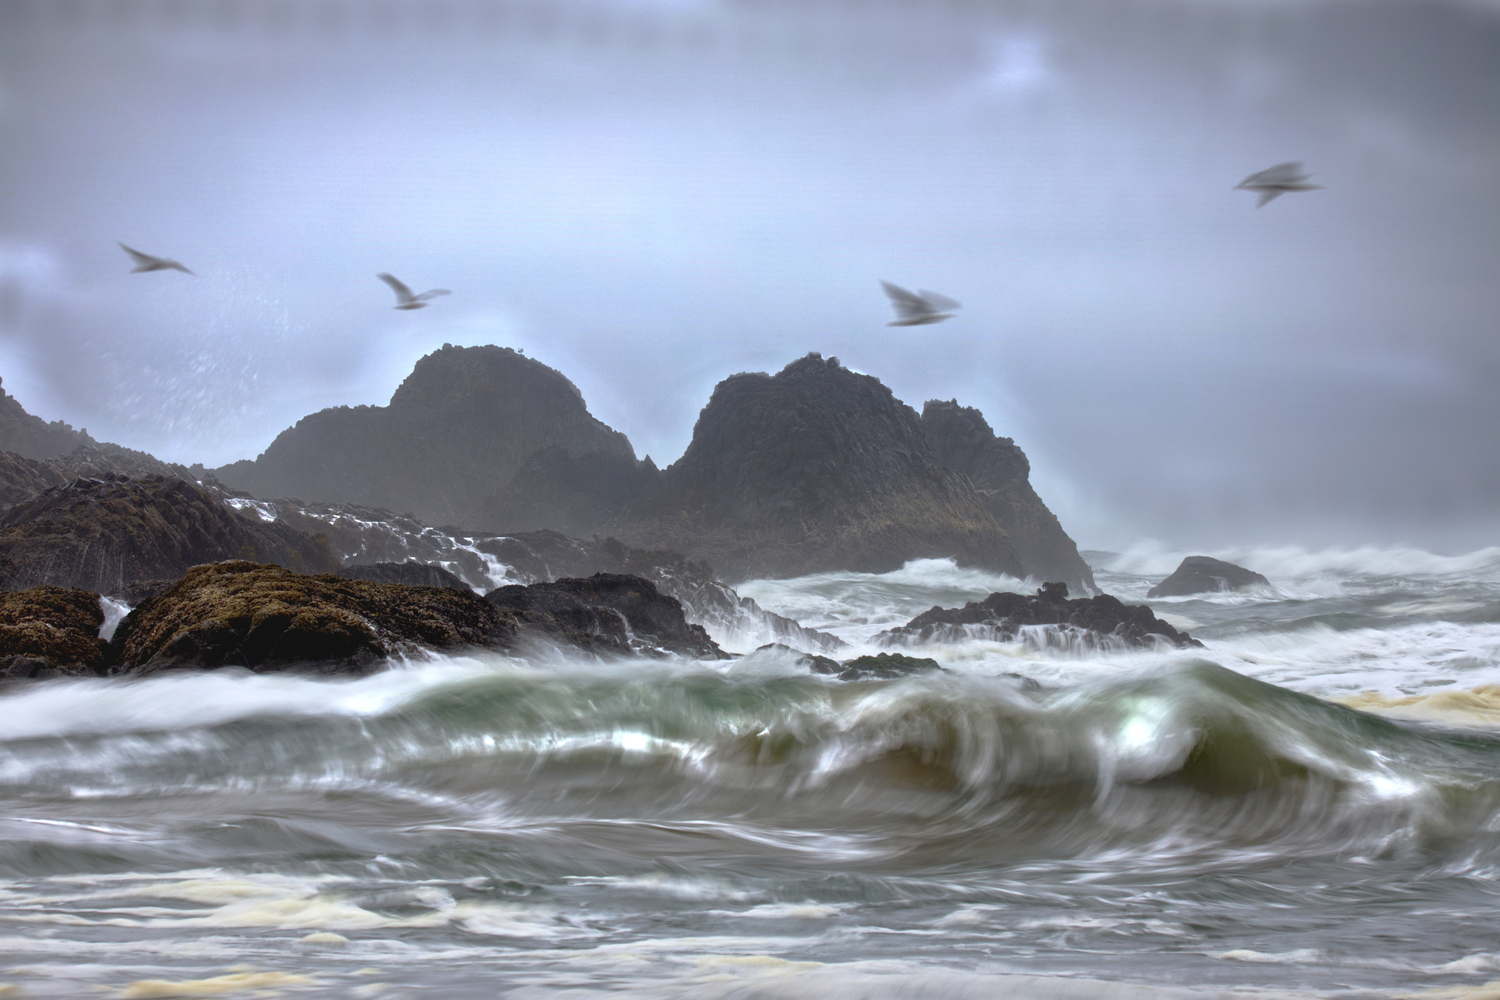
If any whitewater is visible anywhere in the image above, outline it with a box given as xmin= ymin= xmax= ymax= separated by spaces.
xmin=6 ymin=545 xmax=1500 ymax=998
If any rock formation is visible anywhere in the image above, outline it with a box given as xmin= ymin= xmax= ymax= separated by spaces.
xmin=0 ymin=377 xmax=97 ymax=460
xmin=878 ymin=582 xmax=1200 ymax=649
xmin=110 ymin=561 xmax=514 ymax=675
xmin=337 ymin=561 xmax=473 ymax=591
xmin=0 ymin=585 xmax=109 ymax=681
xmin=213 ymin=345 xmax=635 ymax=526
xmin=606 ymin=353 xmax=1024 ymax=581
xmin=921 ymin=400 xmax=1095 ymax=593
xmin=215 ymin=491 xmax=842 ymax=655
xmin=1147 ymin=556 xmax=1270 ymax=598
xmin=486 ymin=573 xmax=724 ymax=658
xmin=0 ymin=474 xmax=340 ymax=595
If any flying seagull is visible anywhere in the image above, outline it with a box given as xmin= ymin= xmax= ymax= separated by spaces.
xmin=118 ymin=243 xmax=193 ymax=275
xmin=1235 ymin=162 xmax=1323 ymax=208
xmin=378 ymin=273 xmax=451 ymax=310
xmin=881 ymin=281 xmax=961 ymax=326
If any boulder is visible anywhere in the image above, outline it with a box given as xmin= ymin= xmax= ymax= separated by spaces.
xmin=109 ymin=561 xmax=514 ymax=675
xmin=1147 ymin=556 xmax=1270 ymax=598
xmin=485 ymin=573 xmax=726 ymax=659
xmin=0 ymin=473 xmax=340 ymax=595
xmin=921 ymin=400 xmax=1096 ymax=594
xmin=213 ymin=345 xmax=636 ymax=527
xmin=612 ymin=353 xmax=1023 ymax=581
xmin=0 ymin=585 xmax=108 ymax=681
xmin=834 ymin=651 xmax=944 ymax=680
xmin=879 ymin=582 xmax=1200 ymax=649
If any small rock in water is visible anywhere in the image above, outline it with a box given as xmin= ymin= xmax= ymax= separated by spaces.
xmin=1147 ymin=556 xmax=1269 ymax=598
xmin=835 ymin=651 xmax=944 ymax=680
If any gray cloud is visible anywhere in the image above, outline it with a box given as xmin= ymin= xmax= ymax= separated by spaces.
xmin=0 ymin=0 xmax=1496 ymax=552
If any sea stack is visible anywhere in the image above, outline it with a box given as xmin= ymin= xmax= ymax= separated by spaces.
xmin=613 ymin=353 xmax=1024 ymax=581
xmin=213 ymin=345 xmax=635 ymax=527
xmin=1147 ymin=556 xmax=1270 ymax=598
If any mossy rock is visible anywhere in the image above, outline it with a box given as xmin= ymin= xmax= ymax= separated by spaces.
xmin=835 ymin=651 xmax=943 ymax=681
xmin=0 ymin=585 xmax=108 ymax=681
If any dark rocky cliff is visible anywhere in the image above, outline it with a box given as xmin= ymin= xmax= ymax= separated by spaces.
xmin=0 ymin=377 xmax=97 ymax=460
xmin=613 ymin=353 xmax=1023 ymax=581
xmin=0 ymin=474 xmax=339 ymax=595
xmin=922 ymin=400 xmax=1095 ymax=593
xmin=213 ymin=345 xmax=635 ymax=526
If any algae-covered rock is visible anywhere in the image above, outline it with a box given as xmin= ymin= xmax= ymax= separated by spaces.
xmin=835 ymin=651 xmax=944 ymax=680
xmin=110 ymin=561 xmax=514 ymax=675
xmin=0 ymin=585 xmax=109 ymax=681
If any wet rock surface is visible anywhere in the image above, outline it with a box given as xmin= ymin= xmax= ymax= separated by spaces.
xmin=110 ymin=561 xmax=515 ymax=675
xmin=486 ymin=573 xmax=726 ymax=659
xmin=834 ymin=652 xmax=945 ymax=680
xmin=338 ymin=561 xmax=473 ymax=591
xmin=1147 ymin=556 xmax=1271 ymax=598
xmin=921 ymin=400 xmax=1096 ymax=594
xmin=880 ymin=582 xmax=1200 ymax=649
xmin=228 ymin=495 xmax=843 ymax=655
xmin=0 ymin=585 xmax=109 ymax=681
xmin=0 ymin=474 xmax=340 ymax=595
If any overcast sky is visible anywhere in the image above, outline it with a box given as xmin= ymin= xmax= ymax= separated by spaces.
xmin=1 ymin=0 xmax=1497 ymax=552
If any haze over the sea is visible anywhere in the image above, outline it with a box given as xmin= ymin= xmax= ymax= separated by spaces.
xmin=0 ymin=0 xmax=1496 ymax=552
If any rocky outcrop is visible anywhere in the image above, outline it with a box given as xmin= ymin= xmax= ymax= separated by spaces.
xmin=0 ymin=585 xmax=108 ymax=681
xmin=611 ymin=353 xmax=1023 ymax=581
xmin=337 ymin=561 xmax=472 ymax=591
xmin=0 ymin=451 xmax=66 ymax=511
xmin=834 ymin=652 xmax=944 ymax=681
xmin=473 ymin=446 xmax=660 ymax=537
xmin=921 ymin=400 xmax=1095 ymax=594
xmin=110 ymin=561 xmax=514 ymax=675
xmin=212 ymin=492 xmax=843 ymax=655
xmin=213 ymin=345 xmax=636 ymax=527
xmin=0 ymin=474 xmax=340 ymax=595
xmin=1147 ymin=556 xmax=1270 ymax=598
xmin=0 ymin=377 xmax=98 ymax=460
xmin=879 ymin=582 xmax=1200 ymax=650
xmin=486 ymin=573 xmax=725 ymax=658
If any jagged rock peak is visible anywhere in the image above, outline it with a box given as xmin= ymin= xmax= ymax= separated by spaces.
xmin=921 ymin=397 xmax=1096 ymax=594
xmin=616 ymin=351 xmax=1023 ymax=581
xmin=213 ymin=344 xmax=634 ymax=527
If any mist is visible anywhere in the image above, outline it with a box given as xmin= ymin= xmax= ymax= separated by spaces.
xmin=1 ymin=0 xmax=1497 ymax=552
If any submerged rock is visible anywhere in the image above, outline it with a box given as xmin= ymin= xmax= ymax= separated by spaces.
xmin=110 ymin=561 xmax=514 ymax=675
xmin=1147 ymin=556 xmax=1270 ymax=598
xmin=0 ymin=585 xmax=108 ymax=681
xmin=0 ymin=474 xmax=340 ymax=595
xmin=835 ymin=651 xmax=944 ymax=680
xmin=485 ymin=573 xmax=726 ymax=659
xmin=879 ymin=582 xmax=1200 ymax=649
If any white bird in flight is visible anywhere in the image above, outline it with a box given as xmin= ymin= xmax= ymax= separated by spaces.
xmin=881 ymin=281 xmax=961 ymax=326
xmin=1235 ymin=162 xmax=1324 ymax=208
xmin=119 ymin=243 xmax=193 ymax=275
xmin=378 ymin=273 xmax=451 ymax=310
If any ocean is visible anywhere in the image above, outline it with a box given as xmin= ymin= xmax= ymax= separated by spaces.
xmin=5 ymin=546 xmax=1500 ymax=998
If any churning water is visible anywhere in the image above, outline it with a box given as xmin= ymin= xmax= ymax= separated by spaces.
xmin=6 ymin=546 xmax=1500 ymax=998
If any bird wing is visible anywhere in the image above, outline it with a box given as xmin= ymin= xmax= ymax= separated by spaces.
xmin=882 ymin=281 xmax=933 ymax=319
xmin=1239 ymin=162 xmax=1306 ymax=188
xmin=918 ymin=289 xmax=961 ymax=311
xmin=414 ymin=288 xmax=452 ymax=302
xmin=118 ymin=243 xmax=156 ymax=266
xmin=377 ymin=273 xmax=416 ymax=303
xmin=1256 ymin=189 xmax=1285 ymax=208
